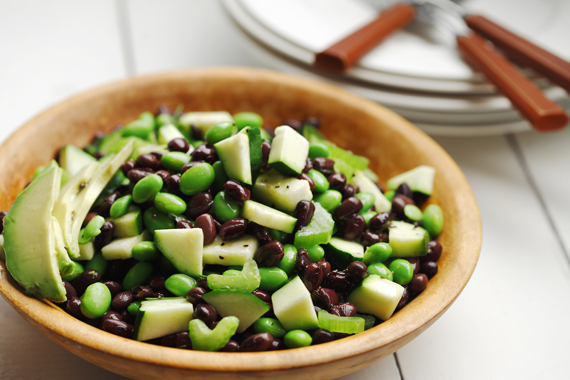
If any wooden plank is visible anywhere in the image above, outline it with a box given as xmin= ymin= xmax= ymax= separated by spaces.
xmin=395 ymin=135 xmax=570 ymax=379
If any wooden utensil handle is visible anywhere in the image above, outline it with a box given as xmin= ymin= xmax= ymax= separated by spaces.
xmin=457 ymin=33 xmax=568 ymax=132
xmin=314 ymin=3 xmax=415 ymax=74
xmin=465 ymin=14 xmax=570 ymax=93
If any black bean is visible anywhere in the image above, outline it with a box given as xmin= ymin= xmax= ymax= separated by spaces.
xmin=295 ymin=249 xmax=310 ymax=272
xmin=391 ymin=194 xmax=414 ymax=217
xmin=303 ymin=157 xmax=313 ymax=173
xmin=168 ymin=138 xmax=190 ymax=153
xmin=424 ymin=241 xmax=443 ymax=262
xmin=120 ymin=159 xmax=136 ymax=176
xmin=219 ymin=218 xmax=248 ymax=241
xmin=94 ymin=221 xmax=115 ymax=249
xmin=319 ymin=260 xmax=331 ymax=279
xmin=293 ymin=200 xmax=315 ymax=232
xmin=369 ymin=212 xmax=391 ymax=232
xmin=176 ymin=220 xmax=193 ymax=229
xmin=166 ymin=174 xmax=181 ymax=191
xmin=312 ymin=329 xmax=335 ymax=345
xmin=111 ymin=291 xmax=134 ymax=312
xmin=155 ymin=169 xmax=171 ymax=182
xmin=194 ymin=214 xmax=217 ymax=245
xmin=101 ymin=319 xmax=133 ymax=338
xmin=149 ymin=275 xmax=167 ymax=291
xmin=197 ymin=277 xmax=210 ymax=291
xmin=303 ymin=116 xmax=320 ymax=129
xmin=343 ymin=214 xmax=366 ymax=241
xmin=254 ymin=241 xmax=285 ymax=267
xmin=410 ymin=273 xmax=428 ymax=293
xmin=303 ymin=263 xmax=324 ymax=292
xmin=127 ymin=168 xmax=153 ymax=183
xmin=160 ymin=333 xmax=178 ymax=347
xmin=420 ymin=261 xmax=438 ymax=278
xmin=360 ymin=231 xmax=388 ymax=247
xmin=223 ymin=180 xmax=251 ymax=205
xmin=131 ymin=285 xmax=154 ymax=299
xmin=328 ymin=173 xmax=347 ymax=192
xmin=219 ymin=340 xmax=240 ymax=352
xmin=341 ymin=184 xmax=358 ymax=199
xmin=176 ymin=331 xmax=193 ymax=349
xmin=72 ymin=269 xmax=101 ymax=295
xmin=313 ymin=157 xmax=335 ymax=176
xmin=186 ymin=287 xmax=207 ymax=305
xmin=101 ymin=310 xmax=122 ymax=323
xmin=335 ymin=197 xmax=363 ymax=221
xmin=261 ymin=141 xmax=271 ymax=171
xmin=66 ymin=297 xmax=83 ymax=319
xmin=248 ymin=223 xmax=273 ymax=246
xmin=394 ymin=182 xmax=412 ymax=199
xmin=99 ymin=191 xmax=121 ymax=218
xmin=186 ymin=192 xmax=213 ymax=218
xmin=407 ymin=257 xmax=420 ymax=275
xmin=395 ymin=286 xmax=410 ymax=312
xmin=63 ymin=281 xmax=77 ymax=299
xmin=191 ymin=125 xmax=203 ymax=141
xmin=312 ymin=288 xmax=339 ymax=310
xmin=252 ymin=289 xmax=271 ymax=303
xmin=297 ymin=172 xmax=315 ymax=191
xmin=191 ymin=143 xmax=217 ymax=164
xmin=103 ymin=281 xmax=123 ymax=298
xmin=324 ymin=271 xmax=349 ymax=291
xmin=283 ymin=119 xmax=302 ymax=131
xmin=194 ymin=304 xmax=217 ymax=326
xmin=239 ymin=332 xmax=274 ymax=352
xmin=331 ymin=302 xmax=357 ymax=317
xmin=347 ymin=261 xmax=368 ymax=280
xmin=136 ymin=153 xmax=160 ymax=170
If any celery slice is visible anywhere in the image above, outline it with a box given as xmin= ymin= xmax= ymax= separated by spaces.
xmin=294 ymin=202 xmax=334 ymax=249
xmin=318 ymin=310 xmax=365 ymax=334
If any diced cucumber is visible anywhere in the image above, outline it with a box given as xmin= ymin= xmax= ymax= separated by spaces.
xmin=214 ymin=130 xmax=252 ymax=185
xmin=268 ymin=125 xmax=309 ymax=175
xmin=324 ymin=237 xmax=364 ymax=269
xmin=317 ymin=310 xmax=365 ymax=334
xmin=272 ymin=276 xmax=319 ymax=331
xmin=388 ymin=221 xmax=428 ymax=257
xmin=386 ymin=165 xmax=436 ymax=196
xmin=112 ymin=205 xmax=143 ymax=238
xmin=241 ymin=200 xmax=297 ymax=234
xmin=101 ymin=230 xmax=152 ymax=260
xmin=58 ymin=144 xmax=97 ymax=177
xmin=302 ymin=124 xmax=325 ymax=144
xmin=78 ymin=241 xmax=95 ymax=261
xmin=352 ymin=170 xmax=391 ymax=213
xmin=189 ymin=316 xmax=240 ymax=351
xmin=252 ymin=170 xmax=313 ymax=213
xmin=179 ymin=111 xmax=233 ymax=136
xmin=133 ymin=298 xmax=194 ymax=341
xmin=157 ymin=124 xmax=186 ymax=145
xmin=155 ymin=228 xmax=204 ymax=277
xmin=294 ymin=202 xmax=334 ymax=249
xmin=245 ymin=126 xmax=263 ymax=182
xmin=202 ymin=234 xmax=259 ymax=266
xmin=347 ymin=275 xmax=404 ymax=321
xmin=207 ymin=259 xmax=260 ymax=292
xmin=202 ymin=289 xmax=270 ymax=333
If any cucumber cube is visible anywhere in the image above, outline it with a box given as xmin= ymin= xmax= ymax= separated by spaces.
xmin=352 ymin=170 xmax=391 ymax=213
xmin=202 ymin=289 xmax=270 ymax=333
xmin=214 ymin=130 xmax=252 ymax=185
xmin=241 ymin=200 xmax=297 ymax=234
xmin=202 ymin=234 xmax=259 ymax=266
xmin=272 ymin=276 xmax=319 ymax=331
xmin=157 ymin=124 xmax=186 ymax=145
xmin=347 ymin=275 xmax=404 ymax=321
xmin=252 ymin=170 xmax=313 ymax=213
xmin=268 ymin=125 xmax=310 ymax=175
xmin=155 ymin=228 xmax=204 ymax=277
xmin=101 ymin=230 xmax=152 ymax=261
xmin=134 ymin=298 xmax=194 ymax=341
xmin=324 ymin=238 xmax=364 ymax=269
xmin=386 ymin=165 xmax=436 ymax=196
xmin=388 ymin=221 xmax=428 ymax=257
xmin=179 ymin=111 xmax=233 ymax=136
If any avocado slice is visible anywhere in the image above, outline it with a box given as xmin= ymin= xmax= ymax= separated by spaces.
xmin=4 ymin=162 xmax=70 ymax=302
xmin=53 ymin=140 xmax=134 ymax=259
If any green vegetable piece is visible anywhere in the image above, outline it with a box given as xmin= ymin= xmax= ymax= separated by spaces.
xmin=389 ymin=259 xmax=414 ymax=285
xmin=78 ymin=215 xmax=105 ymax=244
xmin=314 ymin=190 xmax=342 ymax=212
xmin=368 ymin=262 xmax=393 ymax=281
xmin=363 ymin=242 xmax=392 ymax=264
xmin=213 ymin=191 xmax=240 ymax=222
xmin=284 ymin=330 xmax=313 ymax=348
xmin=154 ymin=192 xmax=187 ymax=215
xmin=179 ymin=162 xmax=215 ymax=196
xmin=207 ymin=259 xmax=260 ymax=292
xmin=307 ymin=169 xmax=329 ymax=193
xmin=317 ymin=310 xmax=365 ymax=334
xmin=143 ymin=207 xmax=175 ymax=234
xmin=404 ymin=204 xmax=423 ymax=222
xmin=302 ymin=123 xmax=325 ymax=143
xmin=223 ymin=269 xmax=242 ymax=276
xmin=233 ymin=112 xmax=263 ymax=131
xmin=384 ymin=190 xmax=395 ymax=202
xmin=356 ymin=192 xmax=375 ymax=212
xmin=294 ymin=202 xmax=334 ymax=249
xmin=161 ymin=151 xmax=191 ymax=172
xmin=123 ymin=261 xmax=154 ymax=291
xmin=122 ymin=112 xmax=156 ymax=139
xmin=80 ymin=282 xmax=112 ymax=319
xmin=156 ymin=113 xmax=176 ymax=127
xmin=253 ymin=317 xmax=286 ymax=338
xmin=361 ymin=211 xmax=376 ymax=226
xmin=110 ymin=195 xmax=132 ymax=219
xmin=62 ymin=261 xmax=84 ymax=282
xmin=132 ymin=241 xmax=161 ymax=261
xmin=205 ymin=121 xmax=237 ymax=145
xmin=422 ymin=204 xmax=444 ymax=237
xmin=325 ymin=142 xmax=369 ymax=171
xmin=278 ymin=244 xmax=297 ymax=275
xmin=85 ymin=252 xmax=108 ymax=277
xmin=259 ymin=267 xmax=289 ymax=292
xmin=246 ymin=126 xmax=263 ymax=182
xmin=212 ymin=161 xmax=229 ymax=192
xmin=356 ymin=313 xmax=376 ymax=330
xmin=333 ymin=158 xmax=355 ymax=181
xmin=165 ymin=274 xmax=197 ymax=297
xmin=188 ymin=316 xmax=240 ymax=351
xmin=132 ymin=174 xmax=163 ymax=204
xmin=128 ymin=300 xmax=142 ymax=316
xmin=307 ymin=244 xmax=325 ymax=262
xmin=308 ymin=142 xmax=330 ymax=159
xmin=202 ymin=289 xmax=269 ymax=333
xmin=268 ymin=228 xmax=288 ymax=243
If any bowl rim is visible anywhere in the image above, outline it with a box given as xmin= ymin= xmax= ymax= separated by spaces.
xmin=0 ymin=67 xmax=481 ymax=374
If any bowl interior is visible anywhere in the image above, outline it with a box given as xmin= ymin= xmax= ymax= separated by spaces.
xmin=0 ymin=68 xmax=481 ymax=380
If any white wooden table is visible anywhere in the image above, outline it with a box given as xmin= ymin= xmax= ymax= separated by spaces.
xmin=1 ymin=1 xmax=570 ymax=379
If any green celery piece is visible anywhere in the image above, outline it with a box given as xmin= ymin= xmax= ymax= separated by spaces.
xmin=294 ymin=202 xmax=334 ymax=249
xmin=325 ymin=142 xmax=369 ymax=171
xmin=206 ymin=259 xmax=261 ymax=292
xmin=302 ymin=124 xmax=325 ymax=144
xmin=246 ymin=126 xmax=262 ymax=182
xmin=333 ymin=158 xmax=355 ymax=181
xmin=318 ymin=310 xmax=365 ymax=334
xmin=188 ymin=316 xmax=240 ymax=351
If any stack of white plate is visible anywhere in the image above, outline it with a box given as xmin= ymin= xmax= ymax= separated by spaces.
xmin=222 ymin=0 xmax=570 ymax=136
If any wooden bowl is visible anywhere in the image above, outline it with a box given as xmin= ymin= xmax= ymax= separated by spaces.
xmin=0 ymin=68 xmax=481 ymax=379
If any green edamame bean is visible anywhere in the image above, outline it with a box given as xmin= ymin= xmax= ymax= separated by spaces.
xmin=143 ymin=207 xmax=175 ymax=233
xmin=308 ymin=142 xmax=330 ymax=159
xmin=122 ymin=261 xmax=154 ymax=291
xmin=258 ymin=267 xmax=288 ymax=292
xmin=363 ymin=242 xmax=392 ymax=264
xmin=161 ymin=151 xmax=191 ymax=172
xmin=213 ymin=191 xmax=240 ymax=222
xmin=384 ymin=190 xmax=395 ymax=202
xmin=389 ymin=259 xmax=414 ymax=285
xmin=62 ymin=261 xmax=84 ymax=282
xmin=314 ymin=190 xmax=342 ymax=212
xmin=85 ymin=252 xmax=108 ymax=276
xmin=205 ymin=121 xmax=237 ymax=144
xmin=132 ymin=241 xmax=161 ymax=261
xmin=422 ymin=204 xmax=444 ymax=237
xmin=253 ymin=317 xmax=286 ymax=338
xmin=223 ymin=269 xmax=242 ymax=276
xmin=212 ymin=161 xmax=229 ymax=192
xmin=191 ymin=140 xmax=204 ymax=148
xmin=154 ymin=192 xmax=187 ymax=215
xmin=268 ymin=228 xmax=288 ymax=243
xmin=80 ymin=282 xmax=112 ymax=319
xmin=404 ymin=204 xmax=423 ymax=222
xmin=165 ymin=274 xmax=197 ymax=296
xmin=278 ymin=244 xmax=297 ymax=275
xmin=233 ymin=112 xmax=263 ymax=131
xmin=127 ymin=300 xmax=142 ymax=316
xmin=78 ymin=215 xmax=105 ymax=244
xmin=284 ymin=330 xmax=312 ymax=348
xmin=132 ymin=174 xmax=163 ymax=204
xmin=307 ymin=169 xmax=329 ymax=193
xmin=307 ymin=244 xmax=325 ymax=262
xmin=122 ymin=112 xmax=156 ymax=139
xmin=110 ymin=194 xmax=132 ymax=219
xmin=368 ymin=262 xmax=393 ymax=281
xmin=355 ymin=192 xmax=375 ymax=211
xmin=361 ymin=211 xmax=377 ymax=226
xmin=179 ymin=162 xmax=215 ymax=196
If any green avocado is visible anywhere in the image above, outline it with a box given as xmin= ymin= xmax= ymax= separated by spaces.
xmin=4 ymin=162 xmax=71 ymax=302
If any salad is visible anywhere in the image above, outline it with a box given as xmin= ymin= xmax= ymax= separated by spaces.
xmin=0 ymin=107 xmax=444 ymax=352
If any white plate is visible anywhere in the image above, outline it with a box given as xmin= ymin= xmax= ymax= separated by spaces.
xmin=230 ymin=0 xmax=570 ymax=95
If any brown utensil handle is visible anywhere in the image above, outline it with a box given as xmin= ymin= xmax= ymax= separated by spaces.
xmin=314 ymin=3 xmax=415 ymax=74
xmin=457 ymin=33 xmax=568 ymax=132
xmin=465 ymin=14 xmax=570 ymax=93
